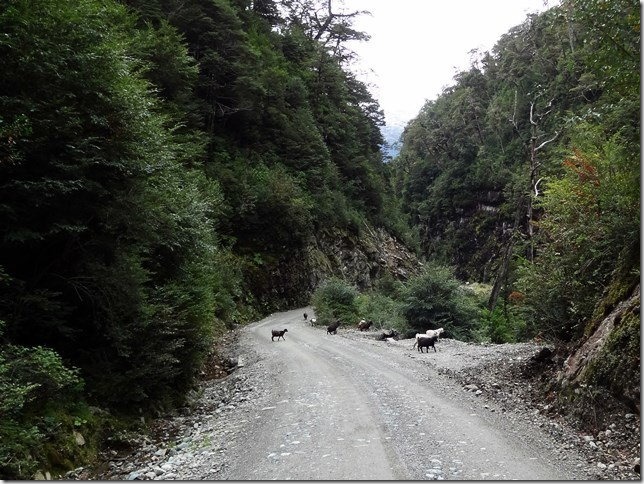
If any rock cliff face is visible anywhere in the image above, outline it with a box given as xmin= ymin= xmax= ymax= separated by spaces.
xmin=307 ymin=225 xmax=422 ymax=290
xmin=245 ymin=225 xmax=422 ymax=311
xmin=554 ymin=244 xmax=640 ymax=423
xmin=559 ymin=285 xmax=640 ymax=392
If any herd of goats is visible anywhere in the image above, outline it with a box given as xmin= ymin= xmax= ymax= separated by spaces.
xmin=270 ymin=313 xmax=445 ymax=353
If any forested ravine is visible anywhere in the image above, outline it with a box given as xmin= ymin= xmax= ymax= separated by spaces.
xmin=0 ymin=0 xmax=639 ymax=479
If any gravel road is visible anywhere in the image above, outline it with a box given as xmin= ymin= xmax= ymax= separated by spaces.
xmin=79 ymin=306 xmax=639 ymax=481
xmin=214 ymin=308 xmax=586 ymax=480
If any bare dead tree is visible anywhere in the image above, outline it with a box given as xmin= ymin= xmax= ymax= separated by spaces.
xmin=488 ymin=195 xmax=525 ymax=311
xmin=311 ymin=0 xmax=365 ymax=41
xmin=280 ymin=0 xmax=369 ymax=60
xmin=527 ymin=92 xmax=559 ymax=261
xmin=489 ymin=88 xmax=560 ymax=311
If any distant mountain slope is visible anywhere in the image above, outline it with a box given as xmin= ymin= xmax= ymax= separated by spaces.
xmin=380 ymin=124 xmax=404 ymax=159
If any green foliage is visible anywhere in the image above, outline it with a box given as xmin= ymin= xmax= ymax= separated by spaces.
xmin=355 ymin=292 xmax=406 ymax=332
xmin=0 ymin=420 xmax=41 ymax=479
xmin=227 ymin=163 xmax=314 ymax=251
xmin=393 ymin=0 xmax=638 ymax=275
xmin=0 ymin=0 xmax=397 ymax=476
xmin=474 ymin=306 xmax=527 ymax=344
xmin=0 ymin=331 xmax=85 ymax=479
xmin=311 ymin=278 xmax=360 ymax=325
xmin=0 ymin=0 xmax=248 ymax=411
xmin=373 ymin=271 xmax=405 ymax=298
xmin=1 ymin=0 xmax=639 ymax=473
xmin=124 ymin=0 xmax=393 ymax=311
xmin=516 ymin=122 xmax=639 ymax=340
xmin=572 ymin=0 xmax=640 ymax=98
xmin=393 ymin=0 xmax=640 ymax=352
xmin=399 ymin=264 xmax=481 ymax=340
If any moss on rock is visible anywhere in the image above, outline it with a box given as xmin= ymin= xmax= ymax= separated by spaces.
xmin=584 ymin=303 xmax=641 ymax=410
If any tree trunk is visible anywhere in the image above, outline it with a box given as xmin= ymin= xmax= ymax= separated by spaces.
xmin=488 ymin=196 xmax=525 ymax=312
xmin=528 ymin=128 xmax=537 ymax=262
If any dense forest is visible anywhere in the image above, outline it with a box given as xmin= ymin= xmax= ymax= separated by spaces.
xmin=392 ymin=0 xmax=639 ymax=347
xmin=0 ymin=0 xmax=639 ymax=478
xmin=389 ymin=0 xmax=640 ymax=428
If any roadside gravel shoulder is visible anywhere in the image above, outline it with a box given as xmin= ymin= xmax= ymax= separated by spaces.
xmin=341 ymin=330 xmax=640 ymax=481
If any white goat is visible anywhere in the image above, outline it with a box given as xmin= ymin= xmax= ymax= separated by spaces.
xmin=426 ymin=327 xmax=444 ymax=340
xmin=412 ymin=328 xmax=445 ymax=349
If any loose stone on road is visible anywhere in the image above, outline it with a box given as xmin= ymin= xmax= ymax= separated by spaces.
xmin=79 ymin=307 xmax=633 ymax=481
xmin=214 ymin=308 xmax=587 ymax=480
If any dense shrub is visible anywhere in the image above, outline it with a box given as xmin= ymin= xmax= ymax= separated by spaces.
xmin=399 ymin=263 xmax=480 ymax=340
xmin=516 ymin=124 xmax=640 ymax=341
xmin=0 ymin=323 xmax=84 ymax=479
xmin=311 ymin=278 xmax=360 ymax=326
xmin=0 ymin=0 xmax=243 ymax=411
xmin=474 ymin=307 xmax=527 ymax=344
xmin=356 ymin=292 xmax=406 ymax=332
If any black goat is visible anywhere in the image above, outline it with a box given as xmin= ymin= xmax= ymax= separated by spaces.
xmin=303 ymin=312 xmax=308 ymax=320
xmin=377 ymin=329 xmax=399 ymax=341
xmin=327 ymin=322 xmax=340 ymax=334
xmin=271 ymin=329 xmax=288 ymax=341
xmin=417 ymin=335 xmax=438 ymax=353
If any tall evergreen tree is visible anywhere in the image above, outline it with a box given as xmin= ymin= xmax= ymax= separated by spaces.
xmin=0 ymin=0 xmax=236 ymax=407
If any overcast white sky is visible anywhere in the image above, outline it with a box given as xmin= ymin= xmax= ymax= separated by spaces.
xmin=344 ymin=0 xmax=556 ymax=126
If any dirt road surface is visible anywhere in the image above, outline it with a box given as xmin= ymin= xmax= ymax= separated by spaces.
xmin=83 ymin=306 xmax=638 ymax=481
xmin=215 ymin=308 xmax=586 ymax=480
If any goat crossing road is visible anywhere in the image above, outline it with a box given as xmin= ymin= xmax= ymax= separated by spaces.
xmin=216 ymin=308 xmax=588 ymax=480
xmin=270 ymin=328 xmax=288 ymax=341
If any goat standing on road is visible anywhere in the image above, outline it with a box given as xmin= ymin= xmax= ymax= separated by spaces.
xmin=417 ymin=335 xmax=438 ymax=353
xmin=271 ymin=329 xmax=288 ymax=341
xmin=426 ymin=327 xmax=444 ymax=340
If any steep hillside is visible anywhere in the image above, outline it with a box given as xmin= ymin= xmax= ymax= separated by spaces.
xmin=0 ymin=0 xmax=413 ymax=478
xmin=243 ymin=224 xmax=423 ymax=311
xmin=391 ymin=0 xmax=640 ymax=432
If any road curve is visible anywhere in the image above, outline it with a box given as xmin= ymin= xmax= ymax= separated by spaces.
xmin=218 ymin=307 xmax=585 ymax=480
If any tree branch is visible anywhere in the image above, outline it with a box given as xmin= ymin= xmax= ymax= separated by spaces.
xmin=535 ymin=131 xmax=559 ymax=151
xmin=534 ymin=177 xmax=544 ymax=197
xmin=313 ymin=0 xmax=362 ymax=41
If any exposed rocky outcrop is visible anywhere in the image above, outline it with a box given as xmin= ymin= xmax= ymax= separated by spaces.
xmin=550 ymin=237 xmax=641 ymax=427
xmin=559 ymin=284 xmax=640 ymax=393
xmin=246 ymin=224 xmax=422 ymax=310
xmin=307 ymin=225 xmax=422 ymax=290
xmin=550 ymin=283 xmax=641 ymax=427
